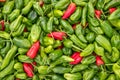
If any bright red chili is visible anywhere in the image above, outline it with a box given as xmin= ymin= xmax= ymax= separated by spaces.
xmin=27 ymin=41 xmax=40 ymax=59
xmin=62 ymin=3 xmax=76 ymax=19
xmin=23 ymin=63 xmax=34 ymax=78
xmin=47 ymin=32 xmax=66 ymax=40
xmin=96 ymin=55 xmax=104 ymax=66
xmin=95 ymin=10 xmax=102 ymax=18
xmin=109 ymin=7 xmax=117 ymax=14
xmin=0 ymin=0 xmax=6 ymax=2
xmin=0 ymin=20 xmax=5 ymax=31
xmin=70 ymin=52 xmax=83 ymax=65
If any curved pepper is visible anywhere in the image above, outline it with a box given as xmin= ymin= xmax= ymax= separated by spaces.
xmin=0 ymin=20 xmax=4 ymax=31
xmin=109 ymin=7 xmax=117 ymax=14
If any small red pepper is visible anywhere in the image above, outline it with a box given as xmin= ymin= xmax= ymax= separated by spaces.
xmin=95 ymin=10 xmax=102 ymax=18
xmin=62 ymin=3 xmax=76 ymax=19
xmin=70 ymin=52 xmax=83 ymax=65
xmin=96 ymin=55 xmax=104 ymax=66
xmin=0 ymin=0 xmax=6 ymax=2
xmin=0 ymin=20 xmax=5 ymax=31
xmin=47 ymin=32 xmax=66 ymax=40
xmin=39 ymin=0 xmax=44 ymax=7
xmin=23 ymin=63 xmax=34 ymax=78
xmin=109 ymin=7 xmax=117 ymax=14
xmin=27 ymin=41 xmax=40 ymax=59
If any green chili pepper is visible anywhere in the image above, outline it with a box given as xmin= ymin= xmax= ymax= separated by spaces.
xmin=15 ymin=0 xmax=23 ymax=9
xmin=54 ymin=10 xmax=63 ymax=17
xmin=38 ymin=66 xmax=49 ymax=75
xmin=63 ymin=39 xmax=73 ymax=48
xmin=12 ymin=24 xmax=25 ymax=37
xmin=32 ymin=75 xmax=39 ymax=80
xmin=75 ymin=24 xmax=87 ymax=43
xmin=109 ymin=19 xmax=120 ymax=29
xmin=93 ymin=75 xmax=100 ymax=80
xmin=86 ymin=32 xmax=95 ymax=43
xmin=28 ymin=10 xmax=38 ymax=23
xmin=0 ymin=60 xmax=14 ymax=78
xmin=33 ymin=2 xmax=44 ymax=16
xmin=64 ymin=73 xmax=82 ymax=80
xmin=46 ymin=17 xmax=54 ymax=33
xmin=44 ymin=45 xmax=54 ymax=54
xmin=0 ymin=31 xmax=10 ymax=39
xmin=16 ymin=73 xmax=27 ymax=79
xmin=29 ymin=24 xmax=41 ymax=42
xmin=113 ymin=62 xmax=120 ymax=78
xmin=22 ymin=0 xmax=33 ymax=15
xmin=42 ymin=4 xmax=52 ymax=15
xmin=96 ymin=0 xmax=104 ymax=9
xmin=60 ymin=19 xmax=74 ymax=34
xmin=99 ymin=70 xmax=108 ymax=80
xmin=70 ymin=7 xmax=82 ymax=21
xmin=62 ymin=47 xmax=72 ymax=56
xmin=52 ymin=74 xmax=65 ymax=80
xmin=39 ymin=31 xmax=46 ymax=46
xmin=95 ymin=35 xmax=112 ymax=53
xmin=73 ymin=0 xmax=87 ymax=6
xmin=88 ymin=1 xmax=95 ymax=17
xmin=24 ymin=0 xmax=29 ymax=6
xmin=8 ymin=9 xmax=20 ymax=22
xmin=43 ymin=37 xmax=54 ymax=46
xmin=71 ymin=64 xmax=88 ymax=73
xmin=6 ymin=75 xmax=14 ymax=80
xmin=10 ymin=15 xmax=23 ymax=32
xmin=18 ymin=55 xmax=33 ymax=63
xmin=83 ymin=69 xmax=95 ymax=80
xmin=13 ymin=37 xmax=31 ymax=49
xmin=88 ymin=16 xmax=99 ymax=27
xmin=14 ymin=62 xmax=23 ymax=72
xmin=111 ymin=47 xmax=119 ymax=62
xmin=81 ymin=56 xmax=96 ymax=65
xmin=53 ymin=17 xmax=59 ymax=25
xmin=43 ymin=0 xmax=51 ymax=4
xmin=18 ymin=48 xmax=28 ymax=55
xmin=22 ymin=17 xmax=32 ymax=26
xmin=49 ymin=49 xmax=63 ymax=61
xmin=53 ymin=40 xmax=61 ymax=48
xmin=81 ymin=44 xmax=94 ymax=56
xmin=0 ymin=46 xmax=17 ymax=70
xmin=107 ymin=74 xmax=116 ymax=80
xmin=2 ymin=1 xmax=14 ymax=14
xmin=90 ymin=64 xmax=99 ymax=71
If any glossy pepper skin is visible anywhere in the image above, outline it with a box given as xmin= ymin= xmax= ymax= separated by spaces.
xmin=0 ymin=20 xmax=5 ymax=31
xmin=27 ymin=41 xmax=40 ymax=59
xmin=109 ymin=7 xmax=117 ymax=14
xmin=95 ymin=10 xmax=102 ymax=18
xmin=96 ymin=55 xmax=104 ymax=66
xmin=62 ymin=3 xmax=76 ymax=19
xmin=47 ymin=32 xmax=66 ymax=40
xmin=70 ymin=52 xmax=83 ymax=65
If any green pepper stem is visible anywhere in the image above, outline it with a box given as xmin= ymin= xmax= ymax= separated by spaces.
xmin=105 ymin=63 xmax=114 ymax=66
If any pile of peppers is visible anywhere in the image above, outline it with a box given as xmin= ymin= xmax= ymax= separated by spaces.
xmin=0 ymin=0 xmax=120 ymax=80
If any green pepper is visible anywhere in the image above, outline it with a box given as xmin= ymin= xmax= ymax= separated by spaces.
xmin=2 ymin=1 xmax=14 ymax=14
xmin=107 ymin=74 xmax=116 ymax=80
xmin=32 ymin=75 xmax=39 ymax=80
xmin=29 ymin=24 xmax=41 ymax=42
xmin=43 ymin=37 xmax=54 ymax=46
xmin=8 ymin=9 xmax=20 ymax=22
xmin=86 ymin=32 xmax=95 ymax=43
xmin=90 ymin=64 xmax=99 ymax=71
xmin=54 ymin=10 xmax=63 ymax=17
xmin=43 ymin=0 xmax=51 ymax=4
xmin=6 ymin=75 xmax=14 ymax=80
xmin=70 ymin=7 xmax=82 ymax=21
xmin=12 ymin=24 xmax=25 ymax=37
xmin=88 ymin=16 xmax=99 ymax=27
xmin=0 ymin=38 xmax=5 ymax=49
xmin=111 ymin=47 xmax=119 ymax=62
xmin=28 ymin=10 xmax=38 ymax=23
xmin=33 ymin=2 xmax=44 ymax=16
xmin=81 ymin=56 xmax=96 ymax=65
xmin=99 ymin=70 xmax=108 ymax=80
xmin=46 ymin=16 xmax=54 ymax=33
xmin=0 ymin=60 xmax=14 ymax=78
xmin=24 ymin=0 xmax=29 ymax=6
xmin=18 ymin=48 xmax=28 ymax=55
xmin=96 ymin=0 xmax=104 ymax=9
xmin=83 ymin=69 xmax=95 ymax=80
xmin=0 ymin=31 xmax=10 ymax=39
xmin=0 ymin=46 xmax=17 ymax=70
xmin=71 ymin=64 xmax=88 ymax=73
xmin=14 ymin=62 xmax=23 ymax=72
xmin=75 ymin=24 xmax=87 ymax=43
xmin=95 ymin=35 xmax=112 ymax=53
xmin=15 ymin=0 xmax=23 ymax=9
xmin=53 ymin=17 xmax=59 ymax=25
xmin=13 ymin=37 xmax=31 ymax=49
xmin=22 ymin=17 xmax=32 ymax=26
xmin=18 ymin=55 xmax=33 ymax=63
xmin=93 ymin=75 xmax=100 ymax=80
xmin=109 ymin=19 xmax=120 ymax=29
xmin=44 ymin=45 xmax=54 ymax=54
xmin=38 ymin=66 xmax=49 ymax=75
xmin=42 ymin=4 xmax=52 ymax=15
xmin=80 ymin=44 xmax=94 ymax=56
xmin=64 ymin=73 xmax=82 ymax=80
xmin=73 ymin=0 xmax=87 ymax=6
xmin=62 ymin=47 xmax=72 ymax=56
xmin=10 ymin=15 xmax=23 ymax=32
xmin=49 ymin=49 xmax=63 ymax=61
xmin=113 ymin=62 xmax=120 ymax=78
xmin=15 ymin=73 xmax=27 ymax=79
xmin=87 ymin=1 xmax=95 ymax=17
xmin=63 ymin=39 xmax=73 ymax=48
xmin=22 ymin=0 xmax=33 ymax=15
xmin=55 ymin=0 xmax=69 ymax=10
xmin=39 ymin=31 xmax=46 ymax=46
xmin=53 ymin=40 xmax=61 ymax=48
xmin=52 ymin=74 xmax=65 ymax=80
xmin=60 ymin=19 xmax=74 ymax=34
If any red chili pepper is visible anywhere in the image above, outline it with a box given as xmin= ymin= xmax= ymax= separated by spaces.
xmin=26 ymin=62 xmax=36 ymax=71
xmin=62 ymin=3 xmax=76 ymax=19
xmin=47 ymin=32 xmax=66 ymax=40
xmin=27 ymin=41 xmax=40 ymax=59
xmin=95 ymin=10 xmax=102 ymax=18
xmin=23 ymin=63 xmax=34 ymax=78
xmin=109 ymin=7 xmax=117 ymax=14
xmin=39 ymin=0 xmax=44 ymax=7
xmin=0 ymin=20 xmax=5 ymax=31
xmin=96 ymin=55 xmax=104 ymax=66
xmin=70 ymin=52 xmax=83 ymax=65
xmin=0 ymin=0 xmax=6 ymax=2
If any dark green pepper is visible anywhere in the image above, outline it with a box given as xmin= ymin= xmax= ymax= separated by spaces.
xmin=46 ymin=17 xmax=54 ymax=33
xmin=52 ymin=74 xmax=65 ymax=80
xmin=39 ymin=16 xmax=47 ymax=32
xmin=15 ymin=0 xmax=23 ymax=9
xmin=73 ymin=0 xmax=87 ymax=6
xmin=18 ymin=48 xmax=28 ymax=55
xmin=83 ymin=69 xmax=95 ymax=80
xmin=18 ymin=55 xmax=33 ymax=63
xmin=28 ymin=10 xmax=38 ymax=23
xmin=86 ymin=32 xmax=95 ymax=42
xmin=53 ymin=17 xmax=59 ymax=25
xmin=62 ymin=47 xmax=72 ymax=56
xmin=64 ymin=73 xmax=82 ymax=80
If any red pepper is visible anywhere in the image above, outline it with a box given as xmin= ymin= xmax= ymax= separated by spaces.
xmin=96 ymin=55 xmax=104 ymax=66
xmin=70 ymin=52 xmax=83 ymax=65
xmin=26 ymin=62 xmax=36 ymax=71
xmin=0 ymin=20 xmax=5 ymax=31
xmin=39 ymin=0 xmax=44 ymax=7
xmin=27 ymin=41 xmax=40 ymax=59
xmin=95 ymin=10 xmax=102 ymax=18
xmin=47 ymin=32 xmax=66 ymax=40
xmin=109 ymin=7 xmax=117 ymax=14
xmin=23 ymin=63 xmax=34 ymax=78
xmin=0 ymin=0 xmax=6 ymax=2
xmin=62 ymin=3 xmax=76 ymax=19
